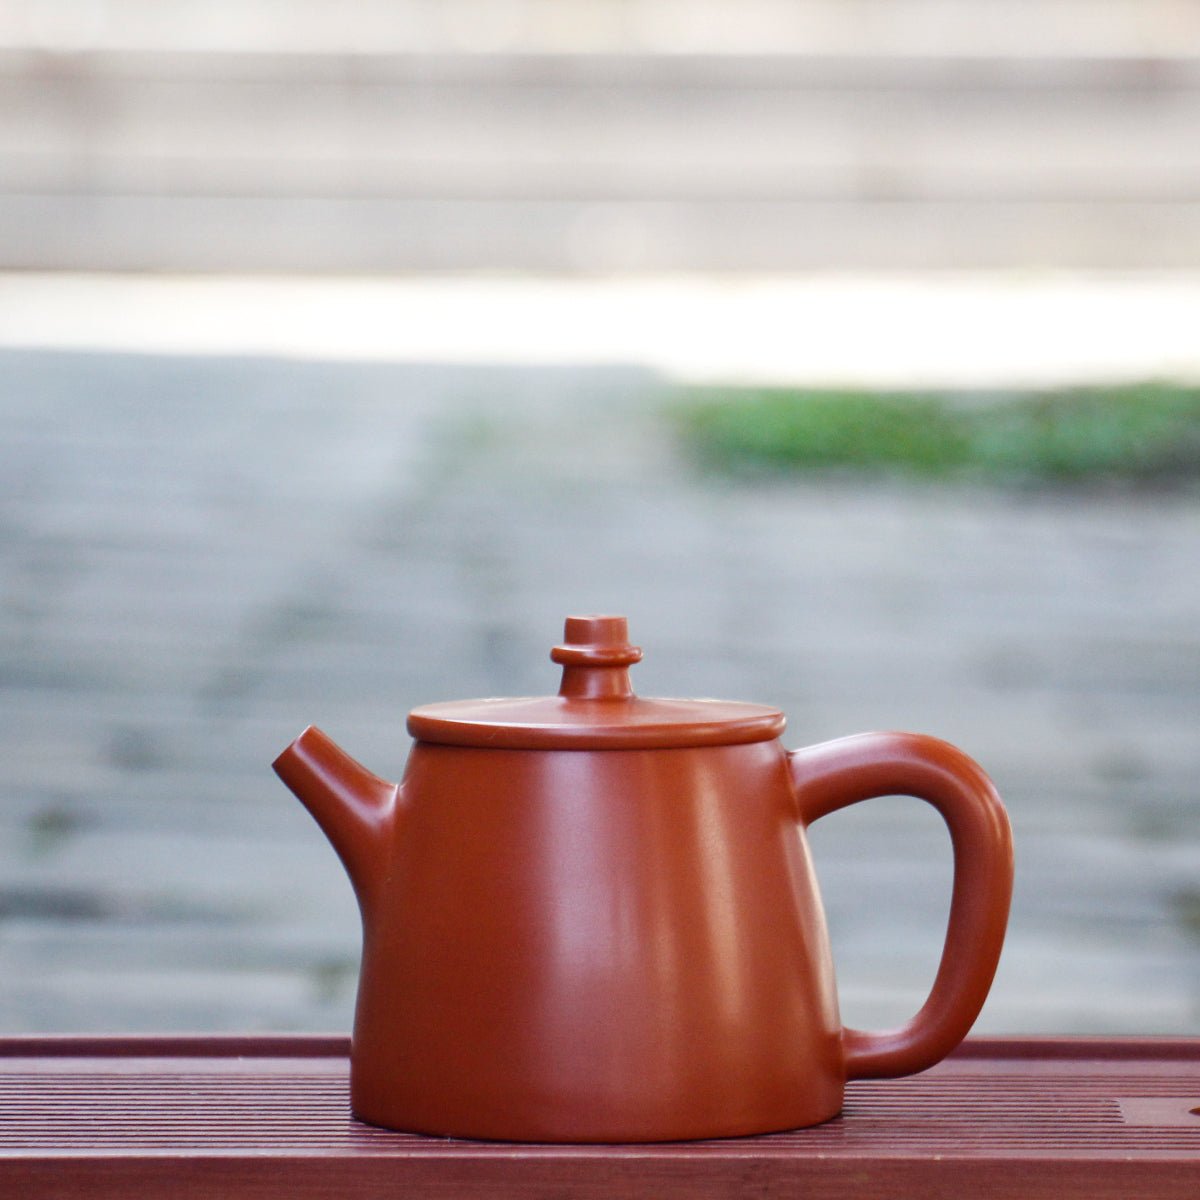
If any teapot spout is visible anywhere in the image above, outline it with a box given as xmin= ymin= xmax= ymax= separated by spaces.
xmin=273 ymin=726 xmax=397 ymax=908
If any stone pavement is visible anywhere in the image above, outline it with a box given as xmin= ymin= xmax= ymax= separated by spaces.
xmin=1 ymin=317 xmax=1197 ymax=1037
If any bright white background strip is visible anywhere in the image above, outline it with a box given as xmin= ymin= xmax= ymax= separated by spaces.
xmin=3 ymin=272 xmax=1199 ymax=388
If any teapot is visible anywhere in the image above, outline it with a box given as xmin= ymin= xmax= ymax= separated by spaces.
xmin=274 ymin=615 xmax=1012 ymax=1142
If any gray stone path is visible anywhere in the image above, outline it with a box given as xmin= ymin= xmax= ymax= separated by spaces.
xmin=1 ymin=348 xmax=1198 ymax=1035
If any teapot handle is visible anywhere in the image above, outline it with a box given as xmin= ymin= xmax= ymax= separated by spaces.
xmin=789 ymin=732 xmax=1013 ymax=1079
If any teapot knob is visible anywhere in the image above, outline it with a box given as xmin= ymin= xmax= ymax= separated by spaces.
xmin=552 ymin=615 xmax=642 ymax=700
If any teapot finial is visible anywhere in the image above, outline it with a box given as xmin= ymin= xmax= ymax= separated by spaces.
xmin=552 ymin=615 xmax=642 ymax=701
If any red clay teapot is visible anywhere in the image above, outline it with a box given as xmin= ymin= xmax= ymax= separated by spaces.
xmin=274 ymin=615 xmax=1012 ymax=1142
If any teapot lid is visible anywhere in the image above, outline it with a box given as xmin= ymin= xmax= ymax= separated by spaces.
xmin=407 ymin=616 xmax=784 ymax=750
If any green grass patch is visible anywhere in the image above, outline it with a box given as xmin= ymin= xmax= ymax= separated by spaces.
xmin=672 ymin=383 xmax=1200 ymax=485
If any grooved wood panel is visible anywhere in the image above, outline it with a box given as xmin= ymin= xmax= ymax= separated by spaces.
xmin=0 ymin=1037 xmax=1197 ymax=1198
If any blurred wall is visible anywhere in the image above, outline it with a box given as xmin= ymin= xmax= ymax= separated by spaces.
xmin=2 ymin=0 xmax=1199 ymax=271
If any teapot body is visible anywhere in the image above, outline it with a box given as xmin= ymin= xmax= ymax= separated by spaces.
xmin=276 ymin=616 xmax=1012 ymax=1142
xmin=353 ymin=738 xmax=844 ymax=1141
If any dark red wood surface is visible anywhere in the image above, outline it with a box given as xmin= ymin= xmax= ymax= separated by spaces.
xmin=0 ymin=1036 xmax=1197 ymax=1199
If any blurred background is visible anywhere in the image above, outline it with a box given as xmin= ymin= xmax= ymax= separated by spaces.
xmin=1 ymin=0 xmax=1198 ymax=1037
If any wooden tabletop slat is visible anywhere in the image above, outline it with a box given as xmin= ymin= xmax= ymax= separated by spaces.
xmin=0 ymin=1037 xmax=1197 ymax=1198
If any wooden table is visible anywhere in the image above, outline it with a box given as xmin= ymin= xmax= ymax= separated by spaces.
xmin=1 ymin=1036 xmax=1197 ymax=1198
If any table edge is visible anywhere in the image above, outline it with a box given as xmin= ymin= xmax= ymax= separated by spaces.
xmin=0 ymin=1033 xmax=1196 ymax=1061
